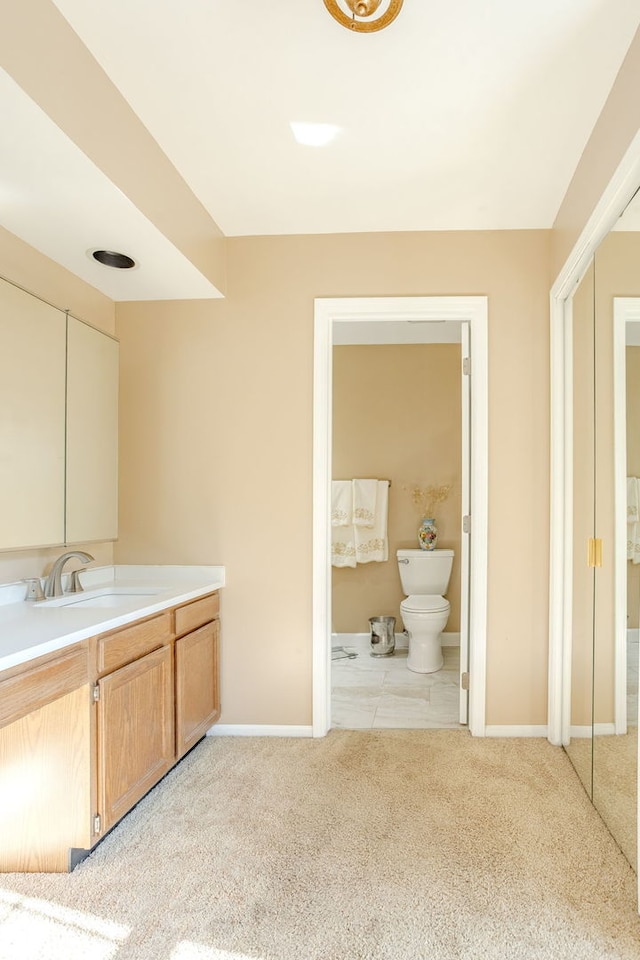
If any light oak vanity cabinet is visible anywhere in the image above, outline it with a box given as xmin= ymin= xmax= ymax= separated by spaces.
xmin=0 ymin=591 xmax=220 ymax=872
xmin=95 ymin=612 xmax=175 ymax=835
xmin=0 ymin=642 xmax=93 ymax=872
xmin=175 ymin=592 xmax=221 ymax=757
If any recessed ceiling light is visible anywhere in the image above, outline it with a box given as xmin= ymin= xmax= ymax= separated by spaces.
xmin=290 ymin=122 xmax=341 ymax=147
xmin=91 ymin=249 xmax=136 ymax=269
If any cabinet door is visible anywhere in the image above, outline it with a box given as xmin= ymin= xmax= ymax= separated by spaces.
xmin=0 ymin=685 xmax=92 ymax=872
xmin=175 ymin=620 xmax=220 ymax=758
xmin=66 ymin=316 xmax=119 ymax=543
xmin=0 ymin=278 xmax=66 ymax=548
xmin=98 ymin=645 xmax=174 ymax=834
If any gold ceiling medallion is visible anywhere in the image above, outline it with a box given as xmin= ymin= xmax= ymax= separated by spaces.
xmin=323 ymin=0 xmax=403 ymax=33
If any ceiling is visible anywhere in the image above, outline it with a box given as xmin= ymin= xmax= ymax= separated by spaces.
xmin=0 ymin=1 xmax=639 ymax=301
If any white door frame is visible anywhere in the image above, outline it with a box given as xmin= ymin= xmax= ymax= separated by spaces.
xmin=312 ymin=296 xmax=488 ymax=738
xmin=614 ymin=299 xmax=640 ymax=734
xmin=548 ymin=130 xmax=640 ymax=747
xmin=459 ymin=321 xmax=471 ymax=724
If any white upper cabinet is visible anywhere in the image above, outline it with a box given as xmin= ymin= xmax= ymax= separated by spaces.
xmin=0 ymin=277 xmax=119 ymax=552
xmin=0 ymin=278 xmax=66 ymax=549
xmin=66 ymin=317 xmax=119 ymax=544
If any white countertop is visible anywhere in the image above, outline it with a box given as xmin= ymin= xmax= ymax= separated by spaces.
xmin=0 ymin=564 xmax=225 ymax=674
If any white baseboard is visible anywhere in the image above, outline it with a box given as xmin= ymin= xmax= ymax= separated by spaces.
xmin=207 ymin=724 xmax=314 ymax=738
xmin=441 ymin=632 xmax=460 ymax=648
xmin=211 ymin=722 xmax=550 ymax=739
xmin=628 ymin=629 xmax=639 ymax=644
xmin=569 ymin=723 xmax=617 ymax=738
xmin=332 ymin=631 xmax=460 ymax=651
xmin=484 ymin=725 xmax=549 ymax=737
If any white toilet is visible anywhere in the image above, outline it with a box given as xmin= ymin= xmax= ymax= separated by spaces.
xmin=397 ymin=548 xmax=454 ymax=673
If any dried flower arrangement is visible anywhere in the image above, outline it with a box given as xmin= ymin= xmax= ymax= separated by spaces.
xmin=405 ymin=482 xmax=452 ymax=518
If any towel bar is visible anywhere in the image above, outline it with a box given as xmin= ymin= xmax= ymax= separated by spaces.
xmin=334 ymin=479 xmax=391 ymax=487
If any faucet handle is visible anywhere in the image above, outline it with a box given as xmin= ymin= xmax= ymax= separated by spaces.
xmin=24 ymin=578 xmax=46 ymax=602
xmin=67 ymin=569 xmax=85 ymax=594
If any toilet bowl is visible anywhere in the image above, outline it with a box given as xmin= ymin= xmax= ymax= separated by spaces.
xmin=400 ymin=595 xmax=450 ymax=673
xmin=397 ymin=548 xmax=454 ymax=674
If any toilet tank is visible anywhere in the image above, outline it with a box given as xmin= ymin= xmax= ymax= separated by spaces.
xmin=397 ymin=548 xmax=454 ymax=595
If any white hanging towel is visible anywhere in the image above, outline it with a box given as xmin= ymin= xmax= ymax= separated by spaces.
xmin=355 ymin=480 xmax=389 ymax=564
xmin=331 ymin=480 xmax=352 ymax=527
xmin=352 ymin=478 xmax=378 ymax=528
xmin=628 ymin=477 xmax=640 ymax=563
xmin=331 ymin=524 xmax=357 ymax=567
xmin=628 ymin=477 xmax=639 ymax=522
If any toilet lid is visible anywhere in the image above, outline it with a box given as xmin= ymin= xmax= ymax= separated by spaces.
xmin=401 ymin=595 xmax=450 ymax=615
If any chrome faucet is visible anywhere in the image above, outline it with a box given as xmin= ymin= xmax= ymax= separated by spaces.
xmin=44 ymin=550 xmax=94 ymax=598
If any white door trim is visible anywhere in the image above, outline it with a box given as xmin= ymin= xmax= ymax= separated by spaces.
xmin=614 ymin=299 xmax=640 ymax=734
xmin=459 ymin=321 xmax=471 ymax=725
xmin=548 ymin=129 xmax=640 ymax=747
xmin=312 ymin=296 xmax=488 ymax=738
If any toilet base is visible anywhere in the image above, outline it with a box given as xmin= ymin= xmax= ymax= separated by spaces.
xmin=407 ymin=636 xmax=444 ymax=674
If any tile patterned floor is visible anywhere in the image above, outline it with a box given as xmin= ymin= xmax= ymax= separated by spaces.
xmin=332 ymin=634 xmax=635 ymax=731
xmin=331 ymin=635 xmax=462 ymax=730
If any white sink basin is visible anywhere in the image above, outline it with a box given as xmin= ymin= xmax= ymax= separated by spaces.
xmin=38 ymin=588 xmax=161 ymax=609
xmin=61 ymin=593 xmax=160 ymax=609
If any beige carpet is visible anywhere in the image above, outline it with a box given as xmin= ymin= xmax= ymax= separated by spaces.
xmin=1 ymin=730 xmax=640 ymax=960
xmin=593 ymin=728 xmax=638 ymax=870
xmin=566 ymin=729 xmax=638 ymax=870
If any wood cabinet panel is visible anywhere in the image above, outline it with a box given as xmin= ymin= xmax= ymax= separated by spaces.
xmin=97 ymin=611 xmax=172 ymax=676
xmin=0 ymin=684 xmax=92 ymax=871
xmin=174 ymin=593 xmax=219 ymax=637
xmin=175 ymin=620 xmax=220 ymax=758
xmin=0 ymin=643 xmax=88 ymax=729
xmin=98 ymin=645 xmax=174 ymax=833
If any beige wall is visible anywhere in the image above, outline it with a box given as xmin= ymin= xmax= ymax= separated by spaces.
xmin=331 ymin=344 xmax=461 ymax=634
xmin=115 ymin=229 xmax=551 ymax=727
xmin=0 ymin=225 xmax=117 ymax=583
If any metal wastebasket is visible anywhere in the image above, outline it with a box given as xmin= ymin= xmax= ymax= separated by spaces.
xmin=369 ymin=616 xmax=396 ymax=657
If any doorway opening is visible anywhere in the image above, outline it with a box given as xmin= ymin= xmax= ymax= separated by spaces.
xmin=312 ymin=297 xmax=488 ymax=737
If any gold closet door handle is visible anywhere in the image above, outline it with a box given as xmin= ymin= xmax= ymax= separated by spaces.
xmin=588 ymin=538 xmax=603 ymax=568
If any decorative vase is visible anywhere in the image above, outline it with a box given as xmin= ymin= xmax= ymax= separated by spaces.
xmin=418 ymin=517 xmax=437 ymax=550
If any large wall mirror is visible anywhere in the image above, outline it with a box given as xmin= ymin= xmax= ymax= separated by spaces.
xmin=561 ymin=187 xmax=640 ymax=877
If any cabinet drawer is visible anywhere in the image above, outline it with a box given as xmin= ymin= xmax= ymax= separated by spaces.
xmin=175 ymin=593 xmax=219 ymax=636
xmin=0 ymin=644 xmax=89 ymax=729
xmin=97 ymin=612 xmax=173 ymax=676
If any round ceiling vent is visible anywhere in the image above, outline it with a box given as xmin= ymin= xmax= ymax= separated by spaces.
xmin=91 ymin=249 xmax=136 ymax=269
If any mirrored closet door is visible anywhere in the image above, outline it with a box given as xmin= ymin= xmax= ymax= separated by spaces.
xmin=564 ymin=198 xmax=640 ymax=873
xmin=565 ymin=262 xmax=596 ymax=797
